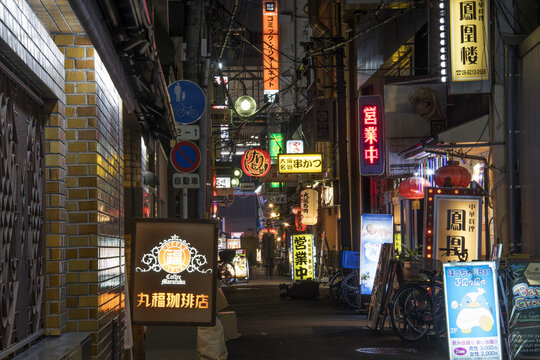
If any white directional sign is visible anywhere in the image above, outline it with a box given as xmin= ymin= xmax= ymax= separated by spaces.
xmin=172 ymin=173 xmax=200 ymax=189
xmin=176 ymin=125 xmax=200 ymax=141
xmin=240 ymin=183 xmax=256 ymax=191
xmin=265 ymin=192 xmax=287 ymax=204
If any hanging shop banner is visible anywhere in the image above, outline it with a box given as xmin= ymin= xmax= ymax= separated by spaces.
xmin=277 ymin=154 xmax=323 ymax=174
xmin=300 ymin=189 xmax=319 ymax=226
xmin=241 ymin=148 xmax=271 ymax=177
xmin=443 ymin=261 xmax=502 ymax=360
xmin=360 ymin=214 xmax=394 ymax=295
xmin=449 ymin=0 xmax=489 ymax=82
xmin=262 ymin=1 xmax=279 ymax=95
xmin=359 ymin=96 xmax=385 ymax=176
xmin=286 ymin=140 xmax=304 ymax=154
xmin=292 ymin=234 xmax=314 ymax=281
xmin=295 ymin=213 xmax=306 ymax=232
xmin=131 ymin=219 xmax=217 ymax=326
xmin=507 ymin=259 xmax=540 ymax=359
xmin=269 ymin=133 xmax=284 ymax=158
xmin=424 ymin=187 xmax=483 ymax=261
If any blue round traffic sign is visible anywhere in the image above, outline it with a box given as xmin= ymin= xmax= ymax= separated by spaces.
xmin=167 ymin=80 xmax=206 ymax=124
xmin=170 ymin=141 xmax=201 ymax=173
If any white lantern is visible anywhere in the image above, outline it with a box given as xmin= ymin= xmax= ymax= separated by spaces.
xmin=300 ymin=189 xmax=318 ymax=225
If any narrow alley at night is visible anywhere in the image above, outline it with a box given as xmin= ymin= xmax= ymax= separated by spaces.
xmin=1 ymin=0 xmax=540 ymax=359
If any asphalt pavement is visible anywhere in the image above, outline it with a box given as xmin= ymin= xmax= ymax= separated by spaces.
xmin=222 ymin=273 xmax=449 ymax=360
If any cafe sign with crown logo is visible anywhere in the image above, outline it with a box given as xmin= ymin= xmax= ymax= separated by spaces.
xmin=131 ymin=219 xmax=217 ymax=326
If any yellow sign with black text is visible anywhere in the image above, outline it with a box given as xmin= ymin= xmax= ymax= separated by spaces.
xmin=450 ymin=0 xmax=489 ymax=81
xmin=278 ymin=154 xmax=323 ymax=173
xmin=292 ymin=234 xmax=314 ymax=281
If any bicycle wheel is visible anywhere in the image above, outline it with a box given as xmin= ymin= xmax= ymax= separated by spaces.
xmin=390 ymin=284 xmax=431 ymax=341
xmin=219 ymin=262 xmax=236 ymax=286
xmin=341 ymin=270 xmax=359 ymax=309
xmin=428 ymin=283 xmax=446 ymax=336
xmin=329 ymin=270 xmax=346 ymax=305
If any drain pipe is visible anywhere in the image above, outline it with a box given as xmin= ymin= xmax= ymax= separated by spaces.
xmin=505 ymin=44 xmax=521 ymax=252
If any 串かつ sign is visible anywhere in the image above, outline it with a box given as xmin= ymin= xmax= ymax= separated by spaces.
xmin=443 ymin=261 xmax=502 ymax=360
xmin=131 ymin=219 xmax=217 ymax=326
xmin=277 ymin=154 xmax=322 ymax=174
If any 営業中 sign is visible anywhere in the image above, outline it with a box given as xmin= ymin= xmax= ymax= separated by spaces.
xmin=507 ymin=259 xmax=540 ymax=359
xmin=277 ymin=154 xmax=322 ymax=174
xmin=359 ymin=96 xmax=385 ymax=176
xmin=292 ymin=234 xmax=314 ymax=281
xmin=131 ymin=219 xmax=217 ymax=326
xmin=241 ymin=148 xmax=271 ymax=177
xmin=443 ymin=261 xmax=502 ymax=360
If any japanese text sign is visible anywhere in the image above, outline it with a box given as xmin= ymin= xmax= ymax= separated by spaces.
xmin=131 ymin=219 xmax=217 ymax=326
xmin=450 ymin=0 xmax=490 ymax=81
xmin=300 ymin=189 xmax=318 ymax=226
xmin=286 ymin=140 xmax=304 ymax=154
xmin=506 ymin=259 xmax=540 ymax=359
xmin=360 ymin=214 xmax=393 ymax=295
xmin=443 ymin=262 xmax=502 ymax=360
xmin=263 ymin=1 xmax=279 ymax=93
xmin=359 ymin=96 xmax=385 ymax=175
xmin=292 ymin=234 xmax=314 ymax=281
xmin=269 ymin=133 xmax=284 ymax=158
xmin=277 ymin=154 xmax=322 ymax=173
xmin=241 ymin=148 xmax=271 ymax=177
xmin=424 ymin=188 xmax=482 ymax=262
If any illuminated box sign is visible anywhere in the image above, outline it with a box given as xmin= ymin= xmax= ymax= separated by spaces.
xmin=269 ymin=133 xmax=284 ymax=158
xmin=292 ymin=234 xmax=314 ymax=281
xmin=424 ymin=187 xmax=483 ymax=262
xmin=286 ymin=140 xmax=304 ymax=154
xmin=262 ymin=1 xmax=279 ymax=94
xmin=277 ymin=154 xmax=322 ymax=173
xmin=359 ymin=96 xmax=384 ymax=175
xmin=360 ymin=214 xmax=393 ymax=295
xmin=131 ymin=219 xmax=217 ymax=326
xmin=215 ymin=176 xmax=231 ymax=188
xmin=443 ymin=262 xmax=503 ymax=360
xmin=450 ymin=0 xmax=489 ymax=81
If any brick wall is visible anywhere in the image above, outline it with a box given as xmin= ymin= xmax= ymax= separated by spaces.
xmin=55 ymin=34 xmax=124 ymax=360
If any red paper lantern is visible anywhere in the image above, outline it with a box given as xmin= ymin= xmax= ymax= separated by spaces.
xmin=398 ymin=177 xmax=430 ymax=199
xmin=434 ymin=162 xmax=471 ymax=187
xmin=291 ymin=206 xmax=301 ymax=215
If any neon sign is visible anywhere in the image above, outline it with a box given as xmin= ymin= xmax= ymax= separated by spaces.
xmin=262 ymin=1 xmax=279 ymax=99
xmin=359 ymin=96 xmax=384 ymax=175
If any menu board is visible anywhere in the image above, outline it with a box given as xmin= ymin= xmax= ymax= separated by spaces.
xmin=507 ymin=259 xmax=540 ymax=359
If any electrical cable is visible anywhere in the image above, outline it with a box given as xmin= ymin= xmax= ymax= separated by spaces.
xmin=218 ymin=0 xmax=239 ymax=60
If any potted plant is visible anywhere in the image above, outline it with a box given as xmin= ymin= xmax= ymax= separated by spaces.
xmin=396 ymin=246 xmax=423 ymax=280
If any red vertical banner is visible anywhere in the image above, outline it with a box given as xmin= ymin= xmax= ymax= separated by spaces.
xmin=359 ymin=95 xmax=385 ymax=175
xmin=263 ymin=1 xmax=279 ymax=93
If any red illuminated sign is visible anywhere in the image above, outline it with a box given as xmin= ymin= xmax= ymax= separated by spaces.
xmin=263 ymin=1 xmax=279 ymax=93
xmin=359 ymin=96 xmax=384 ymax=175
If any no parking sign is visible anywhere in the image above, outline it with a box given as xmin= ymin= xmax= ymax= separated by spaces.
xmin=170 ymin=141 xmax=201 ymax=173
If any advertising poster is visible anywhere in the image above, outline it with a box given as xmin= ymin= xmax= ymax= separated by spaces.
xmin=507 ymin=259 xmax=540 ymax=359
xmin=292 ymin=234 xmax=314 ymax=281
xmin=360 ymin=214 xmax=393 ymax=295
xmin=131 ymin=219 xmax=217 ymax=326
xmin=233 ymin=249 xmax=249 ymax=280
xmin=443 ymin=262 xmax=502 ymax=360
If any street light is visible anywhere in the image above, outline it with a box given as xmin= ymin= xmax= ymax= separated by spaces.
xmin=235 ymin=95 xmax=257 ymax=117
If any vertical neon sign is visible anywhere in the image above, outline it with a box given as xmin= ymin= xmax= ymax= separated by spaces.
xmin=262 ymin=1 xmax=279 ymax=101
xmin=359 ymin=95 xmax=384 ymax=175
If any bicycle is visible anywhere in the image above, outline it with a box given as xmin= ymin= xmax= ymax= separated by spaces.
xmin=218 ymin=249 xmax=236 ymax=286
xmin=328 ymin=268 xmax=353 ymax=306
xmin=389 ymin=269 xmax=445 ymax=341
xmin=341 ymin=269 xmax=360 ymax=309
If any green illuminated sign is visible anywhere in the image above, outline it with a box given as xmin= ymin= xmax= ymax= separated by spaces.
xmin=269 ymin=133 xmax=284 ymax=158
xmin=270 ymin=182 xmax=280 ymax=188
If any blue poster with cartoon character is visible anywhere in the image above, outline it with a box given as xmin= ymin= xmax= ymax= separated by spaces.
xmin=443 ymin=262 xmax=503 ymax=360
xmin=360 ymin=214 xmax=393 ymax=295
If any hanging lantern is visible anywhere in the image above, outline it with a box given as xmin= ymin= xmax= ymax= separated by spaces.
xmin=434 ymin=161 xmax=471 ymax=187
xmin=291 ymin=206 xmax=301 ymax=215
xmin=300 ymin=189 xmax=318 ymax=225
xmin=398 ymin=177 xmax=430 ymax=199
